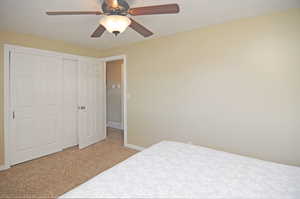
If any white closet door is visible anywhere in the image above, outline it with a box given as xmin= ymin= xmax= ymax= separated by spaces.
xmin=78 ymin=59 xmax=105 ymax=149
xmin=63 ymin=59 xmax=78 ymax=148
xmin=11 ymin=52 xmax=63 ymax=165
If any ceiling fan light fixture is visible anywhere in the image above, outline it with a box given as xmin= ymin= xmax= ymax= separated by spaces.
xmin=100 ymin=15 xmax=131 ymax=36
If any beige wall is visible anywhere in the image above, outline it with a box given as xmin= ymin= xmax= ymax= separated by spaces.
xmin=0 ymin=31 xmax=102 ymax=165
xmin=99 ymin=9 xmax=300 ymax=166
xmin=106 ymin=60 xmax=123 ymax=124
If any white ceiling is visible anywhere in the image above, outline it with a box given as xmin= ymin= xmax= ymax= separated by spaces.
xmin=0 ymin=0 xmax=299 ymax=50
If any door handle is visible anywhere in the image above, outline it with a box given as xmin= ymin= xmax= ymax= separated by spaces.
xmin=78 ymin=106 xmax=86 ymax=110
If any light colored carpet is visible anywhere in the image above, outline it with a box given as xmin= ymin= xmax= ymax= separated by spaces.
xmin=0 ymin=128 xmax=137 ymax=198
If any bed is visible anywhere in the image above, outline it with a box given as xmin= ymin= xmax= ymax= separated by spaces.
xmin=60 ymin=141 xmax=300 ymax=198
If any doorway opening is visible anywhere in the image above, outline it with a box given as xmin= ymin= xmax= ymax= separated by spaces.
xmin=105 ymin=58 xmax=125 ymax=146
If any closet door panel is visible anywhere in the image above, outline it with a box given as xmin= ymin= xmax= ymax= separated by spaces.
xmin=11 ymin=52 xmax=63 ymax=165
xmin=78 ymin=59 xmax=105 ymax=149
xmin=63 ymin=59 xmax=79 ymax=148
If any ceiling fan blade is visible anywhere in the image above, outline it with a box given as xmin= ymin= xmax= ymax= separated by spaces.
xmin=91 ymin=25 xmax=106 ymax=38
xmin=128 ymin=4 xmax=179 ymax=16
xmin=46 ymin=11 xmax=102 ymax=15
xmin=129 ymin=18 xmax=153 ymax=37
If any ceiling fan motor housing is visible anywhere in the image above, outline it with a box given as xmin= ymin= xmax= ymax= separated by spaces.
xmin=102 ymin=0 xmax=130 ymax=16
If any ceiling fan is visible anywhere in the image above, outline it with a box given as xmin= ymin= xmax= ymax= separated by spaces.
xmin=46 ymin=0 xmax=180 ymax=38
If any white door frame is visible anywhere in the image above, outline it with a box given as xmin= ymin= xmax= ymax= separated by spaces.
xmin=102 ymin=55 xmax=128 ymax=147
xmin=2 ymin=44 xmax=105 ymax=170
xmin=3 ymin=45 xmax=12 ymax=170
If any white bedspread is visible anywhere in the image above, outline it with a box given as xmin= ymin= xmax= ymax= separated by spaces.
xmin=60 ymin=141 xmax=300 ymax=199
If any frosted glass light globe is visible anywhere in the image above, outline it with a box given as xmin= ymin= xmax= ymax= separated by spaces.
xmin=100 ymin=15 xmax=131 ymax=36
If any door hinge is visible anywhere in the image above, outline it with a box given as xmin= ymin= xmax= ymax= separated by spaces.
xmin=12 ymin=111 xmax=15 ymax=119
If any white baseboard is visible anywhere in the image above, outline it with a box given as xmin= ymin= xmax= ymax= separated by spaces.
xmin=0 ymin=164 xmax=10 ymax=171
xmin=107 ymin=121 xmax=123 ymax=130
xmin=125 ymin=144 xmax=145 ymax=151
